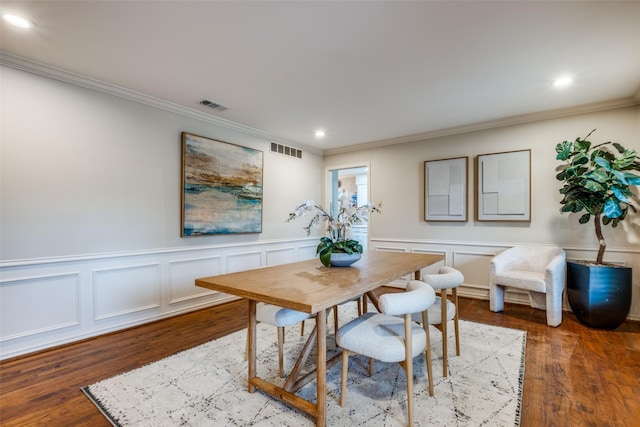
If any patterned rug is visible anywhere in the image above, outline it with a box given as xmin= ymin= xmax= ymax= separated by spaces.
xmin=83 ymin=304 xmax=526 ymax=426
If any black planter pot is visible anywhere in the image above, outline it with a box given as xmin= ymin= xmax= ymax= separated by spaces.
xmin=567 ymin=261 xmax=632 ymax=329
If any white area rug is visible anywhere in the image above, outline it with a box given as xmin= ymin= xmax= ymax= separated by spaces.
xmin=83 ymin=304 xmax=526 ymax=426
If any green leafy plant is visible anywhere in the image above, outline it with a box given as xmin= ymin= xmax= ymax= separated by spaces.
xmin=287 ymin=192 xmax=381 ymax=267
xmin=315 ymin=237 xmax=362 ymax=267
xmin=555 ymin=129 xmax=640 ymax=264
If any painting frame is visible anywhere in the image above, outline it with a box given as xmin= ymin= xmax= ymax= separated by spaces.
xmin=475 ymin=149 xmax=531 ymax=222
xmin=181 ymin=132 xmax=264 ymax=236
xmin=424 ymin=156 xmax=468 ymax=222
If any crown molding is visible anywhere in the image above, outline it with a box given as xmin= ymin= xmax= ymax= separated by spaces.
xmin=3 ymin=51 xmax=636 ymax=158
xmin=0 ymin=51 xmax=322 ymax=156
xmin=325 ymin=97 xmax=639 ymax=156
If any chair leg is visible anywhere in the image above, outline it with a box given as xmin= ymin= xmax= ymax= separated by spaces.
xmin=546 ymin=289 xmax=563 ymax=327
xmin=490 ymin=283 xmax=505 ymax=312
xmin=333 ymin=299 xmax=361 ymax=337
xmin=452 ymin=287 xmax=461 ymax=356
xmin=421 ymin=311 xmax=434 ymax=396
xmin=441 ymin=289 xmax=449 ymax=377
xmin=404 ymin=313 xmax=414 ymax=426
xmin=340 ymin=349 xmax=349 ymax=407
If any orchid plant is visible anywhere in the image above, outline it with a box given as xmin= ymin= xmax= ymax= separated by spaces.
xmin=287 ymin=191 xmax=381 ymax=266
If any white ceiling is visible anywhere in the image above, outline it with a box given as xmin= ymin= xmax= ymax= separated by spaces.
xmin=2 ymin=1 xmax=639 ymax=153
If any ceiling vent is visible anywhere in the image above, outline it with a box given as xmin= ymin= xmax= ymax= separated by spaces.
xmin=271 ymin=142 xmax=302 ymax=159
xmin=199 ymin=99 xmax=228 ymax=112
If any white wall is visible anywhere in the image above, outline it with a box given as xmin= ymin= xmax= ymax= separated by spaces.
xmin=1 ymin=62 xmax=638 ymax=359
xmin=0 ymin=65 xmax=324 ymax=260
xmin=327 ymin=107 xmax=639 ymax=247
xmin=325 ymin=106 xmax=640 ymax=319
xmin=0 ymin=65 xmax=324 ymax=359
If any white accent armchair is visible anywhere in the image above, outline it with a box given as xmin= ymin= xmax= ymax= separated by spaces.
xmin=489 ymin=245 xmax=566 ymax=327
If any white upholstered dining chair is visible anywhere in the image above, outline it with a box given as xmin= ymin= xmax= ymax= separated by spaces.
xmin=300 ymin=296 xmax=363 ymax=338
xmin=336 ymin=280 xmax=436 ymax=426
xmin=246 ymin=303 xmax=312 ymax=377
xmin=414 ymin=266 xmax=464 ymax=377
xmin=489 ymin=245 xmax=566 ymax=327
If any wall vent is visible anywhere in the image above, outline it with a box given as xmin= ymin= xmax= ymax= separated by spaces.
xmin=199 ymin=99 xmax=228 ymax=112
xmin=270 ymin=142 xmax=302 ymax=159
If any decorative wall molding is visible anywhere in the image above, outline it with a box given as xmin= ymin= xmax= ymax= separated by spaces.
xmin=324 ymin=98 xmax=640 ymax=155
xmin=0 ymin=51 xmax=322 ymax=156
xmin=265 ymin=247 xmax=296 ymax=266
xmin=0 ymin=238 xmax=317 ymax=360
xmin=227 ymin=251 xmax=262 ymax=274
xmin=167 ymin=256 xmax=221 ymax=305
xmin=371 ymin=237 xmax=639 ymax=323
xmin=0 ymin=238 xmax=317 ymax=269
xmin=1 ymin=236 xmax=637 ymax=360
xmin=0 ymin=273 xmax=80 ymax=341
xmin=7 ymin=51 xmax=636 ymax=160
xmin=92 ymin=263 xmax=161 ymax=321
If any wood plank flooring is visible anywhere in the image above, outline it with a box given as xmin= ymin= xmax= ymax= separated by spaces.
xmin=1 ymin=295 xmax=639 ymax=426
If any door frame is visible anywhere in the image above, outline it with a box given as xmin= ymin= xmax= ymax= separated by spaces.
xmin=325 ymin=162 xmax=371 ymax=246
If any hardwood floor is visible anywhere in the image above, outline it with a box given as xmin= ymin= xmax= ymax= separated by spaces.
xmin=1 ymin=295 xmax=639 ymax=426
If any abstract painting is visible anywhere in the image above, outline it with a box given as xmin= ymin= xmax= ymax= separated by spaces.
xmin=181 ymin=132 xmax=263 ymax=236
xmin=424 ymin=157 xmax=468 ymax=221
xmin=475 ymin=149 xmax=531 ymax=221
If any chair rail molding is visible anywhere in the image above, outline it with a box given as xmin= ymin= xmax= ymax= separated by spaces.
xmin=2 ymin=236 xmax=637 ymax=360
xmin=0 ymin=238 xmax=317 ymax=360
xmin=371 ymin=237 xmax=639 ymax=323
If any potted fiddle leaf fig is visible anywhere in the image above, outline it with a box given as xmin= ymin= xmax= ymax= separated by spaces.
xmin=555 ymin=129 xmax=640 ymax=328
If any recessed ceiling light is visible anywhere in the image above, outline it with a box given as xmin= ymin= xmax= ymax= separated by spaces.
xmin=553 ymin=76 xmax=573 ymax=87
xmin=2 ymin=14 xmax=33 ymax=29
xmin=314 ymin=130 xmax=326 ymax=138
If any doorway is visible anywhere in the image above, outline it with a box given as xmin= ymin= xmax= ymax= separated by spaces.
xmin=327 ymin=165 xmax=370 ymax=250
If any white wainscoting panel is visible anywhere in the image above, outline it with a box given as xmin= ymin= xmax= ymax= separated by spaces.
xmin=0 ymin=238 xmax=318 ymax=359
xmin=168 ymin=256 xmax=221 ymax=305
xmin=452 ymin=250 xmax=495 ymax=289
xmin=227 ymin=251 xmax=262 ymax=273
xmin=411 ymin=248 xmax=446 ymax=275
xmin=93 ymin=263 xmax=161 ymax=321
xmin=374 ymin=246 xmax=446 ymax=285
xmin=374 ymin=245 xmax=407 ymax=253
xmin=0 ymin=273 xmax=80 ymax=340
xmin=266 ymin=246 xmax=296 ymax=266
xmin=1 ymin=237 xmax=637 ymax=360
xmin=298 ymin=244 xmax=319 ymax=261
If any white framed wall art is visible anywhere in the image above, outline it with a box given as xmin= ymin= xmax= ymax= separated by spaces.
xmin=424 ymin=156 xmax=468 ymax=222
xmin=475 ymin=149 xmax=531 ymax=222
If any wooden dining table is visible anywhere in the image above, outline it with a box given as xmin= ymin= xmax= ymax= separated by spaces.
xmin=195 ymin=250 xmax=444 ymax=426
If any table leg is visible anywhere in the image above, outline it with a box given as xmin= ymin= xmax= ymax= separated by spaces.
xmin=365 ymin=291 xmax=381 ymax=312
xmin=315 ymin=308 xmax=327 ymax=427
xmin=248 ymin=299 xmax=257 ymax=393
